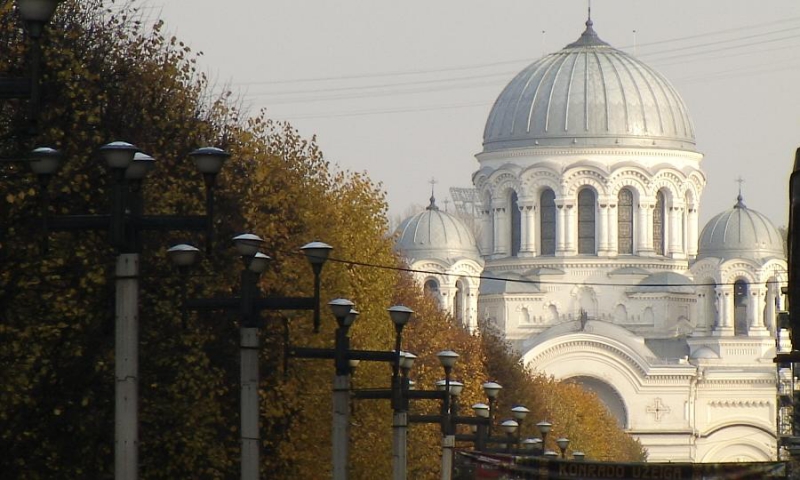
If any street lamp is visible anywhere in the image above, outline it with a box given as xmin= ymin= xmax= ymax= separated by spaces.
xmin=482 ymin=381 xmax=502 ymax=436
xmin=511 ymin=405 xmax=530 ymax=446
xmin=28 ymin=141 xmax=226 ymax=480
xmin=289 ymin=302 xmax=412 ymax=480
xmin=500 ymin=419 xmax=519 ymax=452
xmin=536 ymin=420 xmax=553 ymax=451
xmin=0 ymin=0 xmax=61 ymax=143
xmin=178 ymin=236 xmax=332 ymax=480
xmin=556 ymin=437 xmax=571 ymax=459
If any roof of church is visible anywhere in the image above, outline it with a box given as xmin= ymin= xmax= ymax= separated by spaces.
xmin=482 ymin=19 xmax=696 ymax=152
xmin=697 ymin=195 xmax=785 ymax=261
xmin=394 ymin=195 xmax=481 ymax=263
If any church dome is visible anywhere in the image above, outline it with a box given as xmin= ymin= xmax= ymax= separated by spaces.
xmin=394 ymin=196 xmax=480 ymax=262
xmin=482 ymin=19 xmax=696 ymax=153
xmin=697 ymin=195 xmax=785 ymax=261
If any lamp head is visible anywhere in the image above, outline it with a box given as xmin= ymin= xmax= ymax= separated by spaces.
xmin=99 ymin=141 xmax=138 ymax=170
xmin=522 ymin=438 xmax=542 ymax=450
xmin=435 ymin=379 xmax=463 ymax=396
xmin=399 ymin=351 xmax=417 ymax=371
xmin=500 ymin=419 xmax=519 ymax=435
xmin=572 ymin=451 xmax=586 ymax=461
xmin=328 ymin=298 xmax=354 ymax=327
xmin=28 ymin=146 xmax=62 ymax=176
xmin=189 ymin=146 xmax=229 ymax=175
xmin=232 ymin=233 xmax=264 ymax=258
xmin=17 ymin=0 xmax=61 ymax=38
xmin=471 ymin=403 xmax=490 ymax=418
xmin=248 ymin=252 xmax=271 ymax=274
xmin=167 ymin=244 xmax=200 ymax=268
xmin=482 ymin=381 xmax=503 ymax=400
xmin=556 ymin=437 xmax=570 ymax=451
xmin=300 ymin=241 xmax=333 ymax=268
xmin=543 ymin=450 xmax=559 ymax=458
xmin=536 ymin=420 xmax=552 ymax=435
xmin=344 ymin=308 xmax=359 ymax=327
xmin=388 ymin=305 xmax=413 ymax=328
xmin=125 ymin=152 xmax=155 ymax=180
xmin=511 ymin=405 xmax=530 ymax=421
xmin=436 ymin=350 xmax=459 ymax=369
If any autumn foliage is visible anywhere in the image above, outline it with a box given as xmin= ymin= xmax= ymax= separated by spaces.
xmin=0 ymin=1 xmax=644 ymax=478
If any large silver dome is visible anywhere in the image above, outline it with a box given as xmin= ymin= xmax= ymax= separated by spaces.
xmin=394 ymin=197 xmax=480 ymax=262
xmin=697 ymin=196 xmax=784 ymax=261
xmin=483 ymin=20 xmax=696 ymax=152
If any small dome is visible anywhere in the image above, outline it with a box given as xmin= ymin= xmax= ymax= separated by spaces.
xmin=697 ymin=195 xmax=784 ymax=261
xmin=394 ymin=196 xmax=480 ymax=262
xmin=483 ymin=19 xmax=695 ymax=153
xmin=691 ymin=346 xmax=720 ymax=360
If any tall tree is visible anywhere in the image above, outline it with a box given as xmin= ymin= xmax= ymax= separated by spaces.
xmin=0 ymin=2 xmax=644 ymax=479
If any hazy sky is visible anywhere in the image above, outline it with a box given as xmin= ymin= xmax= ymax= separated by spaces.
xmin=148 ymin=0 xmax=800 ymax=228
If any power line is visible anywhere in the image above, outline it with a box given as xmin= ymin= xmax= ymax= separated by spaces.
xmin=280 ymin=249 xmax=785 ymax=289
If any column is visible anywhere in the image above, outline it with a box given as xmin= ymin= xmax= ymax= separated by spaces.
xmin=556 ymin=202 xmax=567 ymax=256
xmin=749 ymin=286 xmax=769 ymax=336
xmin=493 ymin=206 xmax=511 ymax=257
xmin=519 ymin=204 xmax=528 ymax=256
xmin=714 ymin=286 xmax=734 ymax=336
xmin=687 ymin=207 xmax=699 ymax=258
xmin=564 ymin=203 xmax=576 ymax=254
xmin=597 ymin=200 xmax=609 ymax=255
xmin=478 ymin=208 xmax=492 ymax=257
xmin=637 ymin=202 xmax=650 ymax=254
xmin=520 ymin=203 xmax=536 ymax=256
xmin=646 ymin=203 xmax=655 ymax=253
xmin=608 ymin=204 xmax=618 ymax=256
xmin=668 ymin=205 xmax=683 ymax=257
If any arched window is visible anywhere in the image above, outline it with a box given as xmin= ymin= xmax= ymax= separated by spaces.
xmin=578 ymin=189 xmax=596 ymax=254
xmin=618 ymin=188 xmax=634 ymax=254
xmin=654 ymin=191 xmax=666 ymax=255
xmin=510 ymin=191 xmax=521 ymax=256
xmin=424 ymin=279 xmax=440 ymax=301
xmin=734 ymin=280 xmax=748 ymax=335
xmin=454 ymin=279 xmax=465 ymax=326
xmin=540 ymin=189 xmax=556 ymax=255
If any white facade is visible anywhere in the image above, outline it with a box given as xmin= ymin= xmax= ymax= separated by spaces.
xmin=395 ymin=19 xmax=788 ymax=462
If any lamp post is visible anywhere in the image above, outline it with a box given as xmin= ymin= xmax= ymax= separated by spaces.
xmin=511 ymin=405 xmax=530 ymax=447
xmin=176 ymin=235 xmax=332 ymax=480
xmin=29 ymin=142 xmax=227 ymax=480
xmin=393 ymin=349 xmax=416 ymax=480
xmin=0 ymin=0 xmax=61 ymax=138
xmin=500 ymin=420 xmax=519 ymax=452
xmin=289 ymin=302 xmax=412 ymax=480
xmin=536 ymin=420 xmax=553 ymax=451
xmin=436 ymin=350 xmax=459 ymax=480
xmin=556 ymin=437 xmax=571 ymax=459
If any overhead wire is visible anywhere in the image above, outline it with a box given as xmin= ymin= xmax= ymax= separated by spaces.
xmin=248 ymin=17 xmax=800 ymax=119
xmin=277 ymin=247 xmax=786 ymax=289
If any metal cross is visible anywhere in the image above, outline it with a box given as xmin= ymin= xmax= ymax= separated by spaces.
xmin=646 ymin=397 xmax=671 ymax=422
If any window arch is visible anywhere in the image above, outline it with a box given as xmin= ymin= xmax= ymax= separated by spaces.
xmin=577 ymin=188 xmax=596 ymax=254
xmin=734 ymin=279 xmax=748 ymax=335
xmin=424 ymin=279 xmax=440 ymax=300
xmin=654 ymin=191 xmax=666 ymax=255
xmin=510 ymin=191 xmax=521 ymax=257
xmin=618 ymin=188 xmax=634 ymax=254
xmin=540 ymin=189 xmax=556 ymax=255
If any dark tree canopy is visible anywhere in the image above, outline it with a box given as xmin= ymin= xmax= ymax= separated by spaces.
xmin=0 ymin=2 xmax=644 ymax=478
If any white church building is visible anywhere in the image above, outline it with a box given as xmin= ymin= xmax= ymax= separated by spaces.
xmin=395 ymin=19 xmax=788 ymax=462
